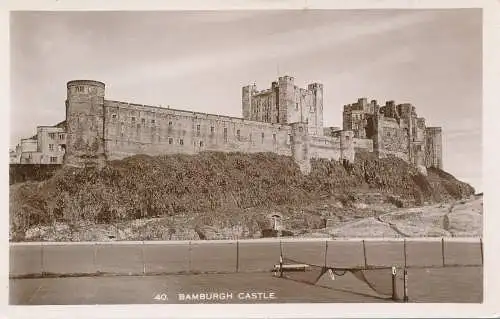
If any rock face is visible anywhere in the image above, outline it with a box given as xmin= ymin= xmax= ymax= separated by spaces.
xmin=10 ymin=152 xmax=476 ymax=241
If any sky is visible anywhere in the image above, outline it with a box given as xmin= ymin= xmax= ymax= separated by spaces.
xmin=9 ymin=9 xmax=482 ymax=192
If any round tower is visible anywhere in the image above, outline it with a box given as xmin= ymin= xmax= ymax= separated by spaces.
xmin=65 ymin=80 xmax=106 ymax=167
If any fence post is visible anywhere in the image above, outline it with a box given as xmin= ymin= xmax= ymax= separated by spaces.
xmin=279 ymin=240 xmax=283 ymax=278
xmin=188 ymin=241 xmax=192 ymax=273
xmin=40 ymin=242 xmax=45 ymax=276
xmin=362 ymin=240 xmax=367 ymax=268
xmin=141 ymin=241 xmax=146 ymax=275
xmin=403 ymin=239 xmax=408 ymax=302
xmin=391 ymin=266 xmax=397 ymax=301
xmin=324 ymin=240 xmax=328 ymax=267
xmin=403 ymin=267 xmax=409 ymax=302
xmin=403 ymin=239 xmax=407 ymax=268
xmin=236 ymin=239 xmax=239 ymax=273
xmin=441 ymin=237 xmax=446 ymax=267
xmin=480 ymin=237 xmax=484 ymax=265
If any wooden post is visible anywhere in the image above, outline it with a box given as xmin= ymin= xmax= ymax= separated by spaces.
xmin=141 ymin=241 xmax=146 ymax=275
xmin=279 ymin=240 xmax=283 ymax=278
xmin=391 ymin=266 xmax=397 ymax=301
xmin=236 ymin=240 xmax=239 ymax=273
xmin=480 ymin=237 xmax=484 ymax=265
xmin=403 ymin=239 xmax=408 ymax=302
xmin=40 ymin=243 xmax=45 ymax=276
xmin=441 ymin=237 xmax=446 ymax=267
xmin=403 ymin=267 xmax=409 ymax=302
xmin=362 ymin=240 xmax=367 ymax=268
xmin=324 ymin=240 xmax=329 ymax=268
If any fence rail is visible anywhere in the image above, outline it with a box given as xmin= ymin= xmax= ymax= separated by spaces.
xmin=9 ymin=237 xmax=483 ymax=278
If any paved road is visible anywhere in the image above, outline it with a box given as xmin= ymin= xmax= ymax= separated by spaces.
xmin=9 ymin=239 xmax=483 ymax=304
xmin=10 ymin=267 xmax=482 ymax=304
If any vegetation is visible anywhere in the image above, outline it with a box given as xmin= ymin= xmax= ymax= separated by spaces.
xmin=9 ymin=151 xmax=474 ymax=241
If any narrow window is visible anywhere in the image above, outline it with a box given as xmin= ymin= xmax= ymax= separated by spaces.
xmin=179 ymin=139 xmax=184 ymax=145
xmin=273 ymin=133 xmax=276 ymax=143
xmin=168 ymin=138 xmax=173 ymax=145
xmin=200 ymin=141 xmax=203 ymax=147
xmin=197 ymin=124 xmax=201 ymax=136
xmin=224 ymin=128 xmax=228 ymax=142
xmin=296 ymin=103 xmax=299 ymax=110
xmin=210 ymin=126 xmax=214 ymax=134
xmin=236 ymin=129 xmax=241 ymax=140
xmin=261 ymin=132 xmax=264 ymax=143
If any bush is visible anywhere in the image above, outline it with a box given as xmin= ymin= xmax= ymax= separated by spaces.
xmin=9 ymin=152 xmax=475 ymax=239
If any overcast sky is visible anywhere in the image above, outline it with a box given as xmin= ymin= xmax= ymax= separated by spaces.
xmin=9 ymin=9 xmax=482 ymax=192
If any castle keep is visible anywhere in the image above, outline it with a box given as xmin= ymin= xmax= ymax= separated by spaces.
xmin=11 ymin=76 xmax=443 ymax=173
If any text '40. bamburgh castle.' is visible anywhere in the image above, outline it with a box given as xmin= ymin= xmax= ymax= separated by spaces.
xmin=10 ymin=76 xmax=443 ymax=174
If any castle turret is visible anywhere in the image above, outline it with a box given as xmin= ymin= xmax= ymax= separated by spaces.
xmin=307 ymin=83 xmax=324 ymax=136
xmin=65 ymin=80 xmax=106 ymax=167
xmin=425 ymin=127 xmax=443 ymax=169
xmin=242 ymin=83 xmax=256 ymax=121
xmin=278 ymin=75 xmax=294 ymax=125
xmin=290 ymin=122 xmax=310 ymax=174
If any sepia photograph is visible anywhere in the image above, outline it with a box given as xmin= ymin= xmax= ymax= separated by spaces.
xmin=4 ymin=0 xmax=498 ymax=318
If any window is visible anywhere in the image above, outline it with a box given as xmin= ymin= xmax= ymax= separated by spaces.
xmin=48 ymin=133 xmax=56 ymax=139
xmin=112 ymin=114 xmax=117 ymax=119
xmin=200 ymin=141 xmax=203 ymax=147
xmin=76 ymin=86 xmax=84 ymax=93
xmin=273 ymin=133 xmax=276 ymax=143
xmin=296 ymin=103 xmax=299 ymax=110
xmin=261 ymin=132 xmax=265 ymax=143
xmin=224 ymin=128 xmax=228 ymax=142
xmin=141 ymin=118 xmax=145 ymax=124
xmin=132 ymin=117 xmax=136 ymax=123
xmin=50 ymin=156 xmax=57 ymax=163
xmin=236 ymin=129 xmax=241 ymax=140
xmin=168 ymin=121 xmax=173 ymax=126
xmin=299 ymin=127 xmax=303 ymax=133
xmin=197 ymin=124 xmax=201 ymax=136
xmin=59 ymin=134 xmax=64 ymax=140
xmin=151 ymin=119 xmax=155 ymax=124
xmin=210 ymin=126 xmax=214 ymax=134
xmin=49 ymin=144 xmax=54 ymax=151
xmin=179 ymin=139 xmax=184 ymax=145
xmin=168 ymin=138 xmax=173 ymax=145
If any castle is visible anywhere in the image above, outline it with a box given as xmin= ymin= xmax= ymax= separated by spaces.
xmin=10 ymin=76 xmax=443 ymax=174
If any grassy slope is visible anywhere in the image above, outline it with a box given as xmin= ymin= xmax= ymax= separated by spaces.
xmin=10 ymin=151 xmax=475 ymax=241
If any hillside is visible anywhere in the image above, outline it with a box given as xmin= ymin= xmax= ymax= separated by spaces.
xmin=9 ymin=151 xmax=476 ymax=241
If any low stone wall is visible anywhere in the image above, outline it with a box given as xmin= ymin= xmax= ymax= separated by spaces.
xmin=9 ymin=238 xmax=483 ymax=277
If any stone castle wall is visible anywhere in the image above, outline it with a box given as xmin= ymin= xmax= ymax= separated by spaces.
xmin=103 ymin=100 xmax=293 ymax=161
xmin=14 ymin=77 xmax=442 ymax=173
